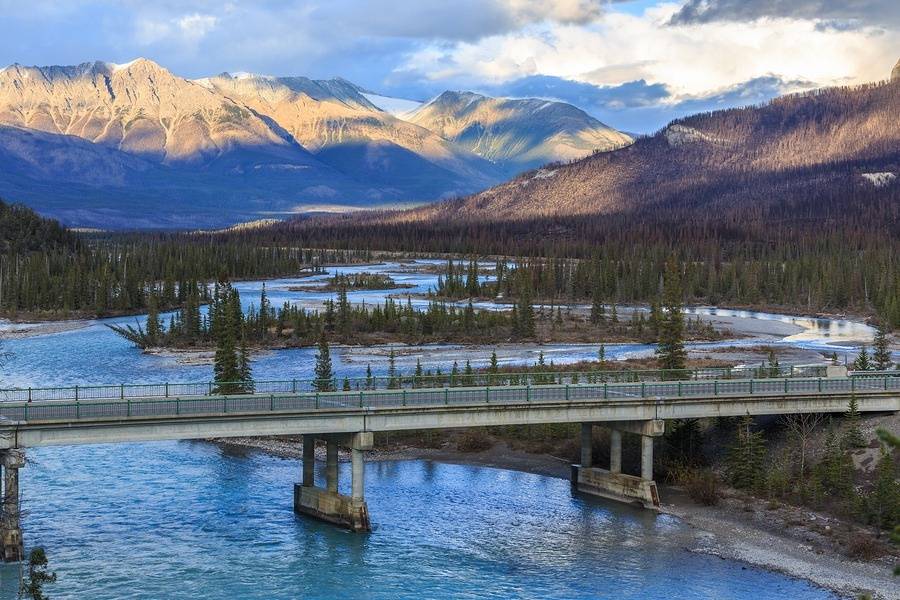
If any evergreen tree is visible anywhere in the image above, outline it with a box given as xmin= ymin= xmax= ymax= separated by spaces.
xmin=146 ymin=295 xmax=162 ymax=344
xmin=590 ymin=277 xmax=605 ymax=324
xmin=815 ymin=428 xmax=854 ymax=500
xmin=313 ymin=332 xmax=335 ymax=392
xmin=343 ymin=377 xmax=351 ymax=391
xmin=865 ymin=449 xmax=899 ymax=534
xmin=238 ymin=336 xmax=253 ymax=393
xmin=853 ymin=345 xmax=872 ymax=371
xmin=387 ymin=349 xmax=400 ymax=389
xmin=213 ymin=285 xmax=241 ymax=394
xmin=725 ymin=414 xmax=767 ymax=489
xmin=517 ymin=286 xmax=536 ymax=338
xmin=365 ymin=364 xmax=374 ymax=390
xmin=414 ymin=359 xmax=424 ymax=388
xmin=666 ymin=419 xmax=704 ymax=465
xmin=656 ymin=261 xmax=687 ymax=374
xmin=598 ymin=344 xmax=606 ymax=364
xmin=872 ymin=324 xmax=893 ymax=371
xmin=842 ymin=396 xmax=865 ymax=449
xmin=489 ymin=351 xmax=499 ymax=373
xmin=21 ymin=547 xmax=56 ymax=600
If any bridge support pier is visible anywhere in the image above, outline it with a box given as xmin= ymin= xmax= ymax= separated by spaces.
xmin=1 ymin=449 xmax=25 ymax=562
xmin=294 ymin=433 xmax=372 ymax=532
xmin=572 ymin=421 xmax=663 ymax=510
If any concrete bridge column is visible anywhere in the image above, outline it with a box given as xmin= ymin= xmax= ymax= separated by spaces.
xmin=326 ymin=438 xmax=339 ymax=494
xmin=294 ymin=432 xmax=372 ymax=533
xmin=571 ymin=420 xmax=663 ymax=510
xmin=302 ymin=435 xmax=315 ymax=487
xmin=580 ymin=423 xmax=593 ymax=468
xmin=641 ymin=435 xmax=654 ymax=481
xmin=609 ymin=430 xmax=622 ymax=474
xmin=1 ymin=449 xmax=25 ymax=562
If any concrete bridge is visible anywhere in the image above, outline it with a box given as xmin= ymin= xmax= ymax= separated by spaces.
xmin=0 ymin=368 xmax=897 ymax=561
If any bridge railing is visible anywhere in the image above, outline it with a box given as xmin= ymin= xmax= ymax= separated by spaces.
xmin=0 ymin=375 xmax=896 ymax=423
xmin=0 ymin=364 xmax=832 ymax=404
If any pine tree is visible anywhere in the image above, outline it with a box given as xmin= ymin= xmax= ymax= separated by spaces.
xmin=865 ymin=450 xmax=899 ymax=534
xmin=387 ymin=349 xmax=400 ymax=389
xmin=517 ymin=286 xmax=535 ymax=338
xmin=146 ymin=295 xmax=162 ymax=344
xmin=725 ymin=414 xmax=767 ymax=489
xmin=313 ymin=332 xmax=335 ymax=392
xmin=590 ymin=277 xmax=605 ymax=324
xmin=854 ymin=345 xmax=872 ymax=371
xmin=666 ymin=419 xmax=704 ymax=465
xmin=213 ymin=284 xmax=241 ymax=394
xmin=365 ymin=364 xmax=374 ymax=390
xmin=21 ymin=547 xmax=56 ymax=600
xmin=872 ymin=325 xmax=892 ymax=371
xmin=414 ymin=359 xmax=424 ymax=388
xmin=815 ymin=428 xmax=854 ymax=500
xmin=489 ymin=351 xmax=499 ymax=373
xmin=656 ymin=261 xmax=687 ymax=374
xmin=238 ymin=336 xmax=253 ymax=393
xmin=598 ymin=344 xmax=606 ymax=364
xmin=343 ymin=377 xmax=351 ymax=391
xmin=842 ymin=396 xmax=865 ymax=448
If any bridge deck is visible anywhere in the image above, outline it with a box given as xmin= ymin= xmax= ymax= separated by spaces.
xmin=0 ymin=375 xmax=896 ymax=450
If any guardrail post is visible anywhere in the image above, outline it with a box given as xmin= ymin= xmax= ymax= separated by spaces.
xmin=292 ymin=379 xmax=297 ymax=394
xmin=223 ymin=397 xmax=228 ymax=413
xmin=784 ymin=378 xmax=788 ymax=394
xmin=208 ymin=382 xmax=213 ymax=395
xmin=851 ymin=377 xmax=855 ymax=392
xmin=641 ymin=382 xmax=646 ymax=398
xmin=677 ymin=381 xmax=682 ymax=397
xmin=315 ymin=392 xmax=319 ymax=409
xmin=359 ymin=390 xmax=364 ymax=408
xmin=75 ymin=385 xmax=79 ymax=402
xmin=445 ymin=388 xmax=449 ymax=405
xmin=565 ymin=384 xmax=569 ymax=401
xmin=526 ymin=384 xmax=531 ymax=402
xmin=270 ymin=394 xmax=275 ymax=411
xmin=886 ymin=376 xmax=889 ymax=391
xmin=714 ymin=380 xmax=718 ymax=396
xmin=120 ymin=384 xmax=124 ymax=400
xmin=176 ymin=398 xmax=180 ymax=415
xmin=165 ymin=383 xmax=169 ymax=398
xmin=27 ymin=387 xmax=31 ymax=402
xmin=402 ymin=389 xmax=407 ymax=406
xmin=818 ymin=378 xmax=822 ymax=393
xmin=603 ymin=382 xmax=608 ymax=399
xmin=486 ymin=386 xmax=491 ymax=403
xmin=749 ymin=379 xmax=753 ymax=395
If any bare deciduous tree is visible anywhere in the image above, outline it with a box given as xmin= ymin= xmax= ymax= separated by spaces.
xmin=781 ymin=413 xmax=825 ymax=478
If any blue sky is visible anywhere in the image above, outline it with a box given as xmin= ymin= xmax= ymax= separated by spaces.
xmin=1 ymin=0 xmax=898 ymax=132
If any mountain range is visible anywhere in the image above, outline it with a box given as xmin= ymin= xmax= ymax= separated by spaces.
xmin=0 ymin=58 xmax=628 ymax=228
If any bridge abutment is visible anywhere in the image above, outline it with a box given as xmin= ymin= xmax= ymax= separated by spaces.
xmin=1 ymin=449 xmax=25 ymax=562
xmin=294 ymin=433 xmax=372 ymax=532
xmin=572 ymin=421 xmax=662 ymax=510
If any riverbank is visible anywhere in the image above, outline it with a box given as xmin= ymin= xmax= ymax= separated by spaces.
xmin=211 ymin=434 xmax=898 ymax=600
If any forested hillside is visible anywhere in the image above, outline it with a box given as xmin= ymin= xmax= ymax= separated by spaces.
xmin=0 ymin=200 xmax=363 ymax=318
xmin=232 ymin=79 xmax=900 ymax=327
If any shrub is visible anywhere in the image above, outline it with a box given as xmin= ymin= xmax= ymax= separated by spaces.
xmin=684 ymin=468 xmax=721 ymax=506
xmin=457 ymin=430 xmax=493 ymax=453
xmin=845 ymin=533 xmax=885 ymax=561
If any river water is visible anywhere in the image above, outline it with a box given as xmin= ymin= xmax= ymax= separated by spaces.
xmin=0 ymin=260 xmax=875 ymax=598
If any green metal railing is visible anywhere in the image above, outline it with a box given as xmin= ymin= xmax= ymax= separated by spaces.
xmin=0 ymin=364 xmax=832 ymax=404
xmin=0 ymin=374 xmax=895 ymax=424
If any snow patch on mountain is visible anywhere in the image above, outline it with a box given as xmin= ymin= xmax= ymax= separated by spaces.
xmin=362 ymin=93 xmax=423 ymax=116
xmin=861 ymin=172 xmax=896 ymax=187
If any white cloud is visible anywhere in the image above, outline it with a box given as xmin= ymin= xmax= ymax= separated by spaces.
xmin=176 ymin=13 xmax=218 ymax=41
xmin=397 ymin=3 xmax=900 ymax=98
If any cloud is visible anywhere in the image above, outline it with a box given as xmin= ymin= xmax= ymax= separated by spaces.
xmin=176 ymin=13 xmax=218 ymax=41
xmin=669 ymin=0 xmax=900 ymax=28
